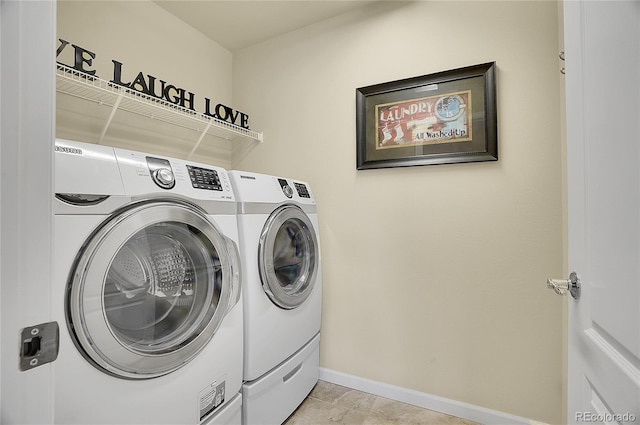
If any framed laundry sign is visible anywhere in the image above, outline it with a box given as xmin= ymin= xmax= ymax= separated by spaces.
xmin=356 ymin=62 xmax=497 ymax=170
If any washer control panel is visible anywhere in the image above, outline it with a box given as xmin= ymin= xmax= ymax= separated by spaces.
xmin=187 ymin=165 xmax=223 ymax=191
xmin=146 ymin=156 xmax=175 ymax=189
xmin=115 ymin=147 xmax=235 ymax=200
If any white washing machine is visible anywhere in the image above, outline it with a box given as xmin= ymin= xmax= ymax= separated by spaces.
xmin=228 ymin=171 xmax=322 ymax=425
xmin=52 ymin=139 xmax=243 ymax=424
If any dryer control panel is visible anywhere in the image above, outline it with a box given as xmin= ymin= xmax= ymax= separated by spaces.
xmin=228 ymin=171 xmax=315 ymax=205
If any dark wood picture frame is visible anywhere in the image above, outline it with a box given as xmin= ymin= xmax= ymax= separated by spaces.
xmin=356 ymin=62 xmax=497 ymax=170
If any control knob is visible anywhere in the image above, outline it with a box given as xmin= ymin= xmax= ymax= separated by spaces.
xmin=152 ymin=168 xmax=175 ymax=189
xmin=282 ymin=184 xmax=293 ymax=198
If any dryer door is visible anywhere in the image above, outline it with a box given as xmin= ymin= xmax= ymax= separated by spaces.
xmin=258 ymin=205 xmax=319 ymax=309
xmin=67 ymin=199 xmax=239 ymax=379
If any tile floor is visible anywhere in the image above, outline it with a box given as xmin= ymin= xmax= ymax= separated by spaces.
xmin=283 ymin=381 xmax=480 ymax=425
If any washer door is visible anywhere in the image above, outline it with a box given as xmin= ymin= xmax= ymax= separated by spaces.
xmin=67 ymin=199 xmax=239 ymax=379
xmin=258 ymin=205 xmax=318 ymax=309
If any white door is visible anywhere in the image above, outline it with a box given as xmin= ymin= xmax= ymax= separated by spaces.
xmin=1 ymin=1 xmax=56 ymax=423
xmin=563 ymin=0 xmax=640 ymax=423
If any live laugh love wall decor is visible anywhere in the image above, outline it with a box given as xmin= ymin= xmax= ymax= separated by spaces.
xmin=356 ymin=62 xmax=497 ymax=169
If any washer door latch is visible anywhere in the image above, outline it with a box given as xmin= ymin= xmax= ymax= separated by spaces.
xmin=19 ymin=322 xmax=59 ymax=371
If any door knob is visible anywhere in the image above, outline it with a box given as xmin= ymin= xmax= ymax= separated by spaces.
xmin=547 ymin=271 xmax=581 ymax=299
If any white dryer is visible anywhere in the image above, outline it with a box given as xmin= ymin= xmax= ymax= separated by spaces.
xmin=229 ymin=171 xmax=322 ymax=425
xmin=53 ymin=139 xmax=243 ymax=424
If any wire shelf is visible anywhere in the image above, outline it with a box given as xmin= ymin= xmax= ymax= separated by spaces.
xmin=56 ymin=64 xmax=263 ymax=157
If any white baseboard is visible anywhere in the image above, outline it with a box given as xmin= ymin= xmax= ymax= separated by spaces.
xmin=318 ymin=368 xmax=539 ymax=425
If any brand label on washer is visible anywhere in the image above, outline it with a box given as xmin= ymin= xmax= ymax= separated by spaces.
xmin=55 ymin=145 xmax=83 ymax=155
xmin=199 ymin=381 xmax=225 ymax=420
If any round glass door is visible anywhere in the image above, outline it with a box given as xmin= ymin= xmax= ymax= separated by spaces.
xmin=67 ymin=200 xmax=237 ymax=379
xmin=258 ymin=205 xmax=318 ymax=309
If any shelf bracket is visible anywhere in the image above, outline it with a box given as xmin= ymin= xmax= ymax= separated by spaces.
xmin=98 ymin=93 xmax=123 ymax=144
xmin=187 ymin=120 xmax=213 ymax=159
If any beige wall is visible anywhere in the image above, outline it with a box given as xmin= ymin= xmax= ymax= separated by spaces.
xmin=57 ymin=1 xmax=234 ymax=166
xmin=233 ymin=2 xmax=564 ymax=423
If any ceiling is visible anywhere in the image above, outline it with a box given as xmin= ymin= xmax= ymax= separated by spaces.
xmin=153 ymin=0 xmax=379 ymax=51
